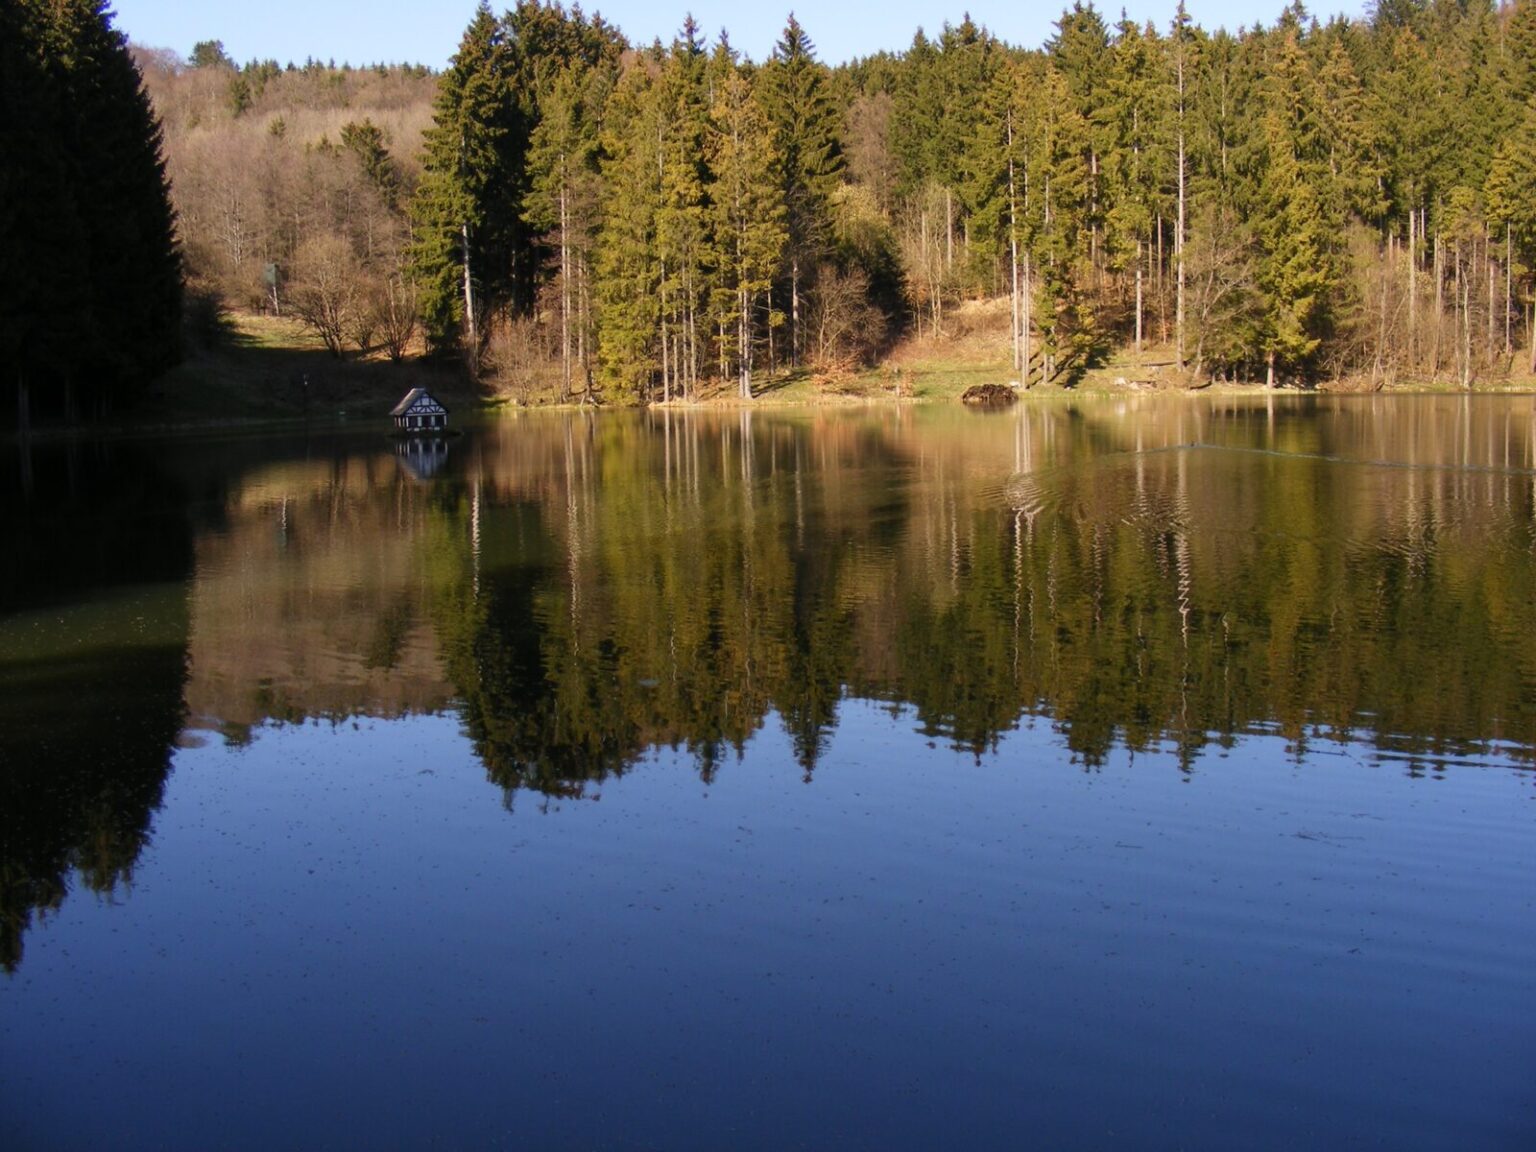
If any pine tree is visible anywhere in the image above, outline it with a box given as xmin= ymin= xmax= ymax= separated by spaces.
xmin=595 ymin=59 xmax=665 ymax=398
xmin=411 ymin=2 xmax=624 ymax=366
xmin=409 ymin=3 xmax=514 ymax=362
xmin=7 ymin=0 xmax=180 ymax=423
xmin=1255 ymin=29 xmax=1344 ymax=383
xmin=525 ymin=61 xmax=613 ymax=400
xmin=890 ymin=30 xmax=944 ymax=197
xmin=1049 ymin=2 xmax=1115 ymax=281
xmin=653 ymin=22 xmax=711 ymax=401
xmin=0 ymin=0 xmax=83 ymax=433
xmin=759 ymin=16 xmax=843 ymax=367
xmin=1104 ymin=17 xmax=1167 ymax=352
xmin=708 ymin=56 xmax=786 ymax=397
xmin=1484 ymin=98 xmax=1536 ymax=371
xmin=1023 ymin=64 xmax=1094 ymax=384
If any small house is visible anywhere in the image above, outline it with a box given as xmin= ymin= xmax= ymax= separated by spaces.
xmin=391 ymin=387 xmax=449 ymax=432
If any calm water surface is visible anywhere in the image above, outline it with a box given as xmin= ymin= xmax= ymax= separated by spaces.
xmin=2 ymin=395 xmax=1534 ymax=1149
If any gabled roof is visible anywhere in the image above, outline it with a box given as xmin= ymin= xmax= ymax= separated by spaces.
xmin=390 ymin=387 xmax=448 ymax=417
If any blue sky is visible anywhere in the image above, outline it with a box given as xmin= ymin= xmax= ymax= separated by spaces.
xmin=114 ymin=1 xmax=1370 ymax=69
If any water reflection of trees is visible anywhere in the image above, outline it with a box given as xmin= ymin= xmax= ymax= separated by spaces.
xmin=165 ymin=398 xmax=1536 ymax=808
xmin=411 ymin=399 xmax=1536 ymax=798
xmin=4 ymin=399 xmax=1532 ymax=963
xmin=0 ymin=442 xmax=192 ymax=971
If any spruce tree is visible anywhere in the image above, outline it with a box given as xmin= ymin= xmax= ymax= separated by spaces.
xmin=0 ymin=0 xmax=83 ymax=432
xmin=709 ymin=64 xmax=786 ymax=398
xmin=595 ymin=59 xmax=665 ymax=398
xmin=410 ymin=2 xmax=514 ymax=362
xmin=6 ymin=0 xmax=180 ymax=423
xmin=525 ymin=61 xmax=613 ymax=399
xmin=1255 ymin=29 xmax=1343 ymax=383
xmin=759 ymin=16 xmax=843 ymax=367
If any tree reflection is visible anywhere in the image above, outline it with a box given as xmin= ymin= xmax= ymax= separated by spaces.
xmin=0 ymin=442 xmax=192 ymax=971
xmin=8 ymin=394 xmax=1530 ymax=963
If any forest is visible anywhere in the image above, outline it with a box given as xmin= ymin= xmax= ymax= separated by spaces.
xmin=7 ymin=0 xmax=1536 ymax=420
xmin=1 ymin=0 xmax=182 ymax=428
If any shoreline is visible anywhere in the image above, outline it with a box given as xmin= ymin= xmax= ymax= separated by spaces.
xmin=8 ymin=376 xmax=1535 ymax=444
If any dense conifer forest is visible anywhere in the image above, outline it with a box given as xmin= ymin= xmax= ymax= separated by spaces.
xmin=1 ymin=0 xmax=182 ymax=429
xmin=7 ymin=0 xmax=1536 ymax=420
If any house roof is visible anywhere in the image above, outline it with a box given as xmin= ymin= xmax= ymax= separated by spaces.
xmin=390 ymin=387 xmax=447 ymax=417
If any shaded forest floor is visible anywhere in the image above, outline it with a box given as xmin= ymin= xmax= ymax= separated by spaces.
xmin=139 ymin=313 xmax=476 ymax=429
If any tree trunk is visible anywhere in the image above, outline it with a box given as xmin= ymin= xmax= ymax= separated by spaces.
xmin=945 ymin=187 xmax=953 ymax=272
xmin=461 ymin=221 xmax=478 ymax=375
xmin=791 ymin=258 xmax=800 ymax=369
xmin=1506 ymin=225 xmax=1513 ymax=358
xmin=1175 ymin=53 xmax=1187 ymax=371
xmin=739 ymin=283 xmax=752 ymax=399
xmin=1462 ymin=265 xmax=1472 ymax=390
xmin=559 ymin=176 xmax=571 ymax=402
xmin=1486 ymin=224 xmax=1495 ymax=370
xmin=1407 ymin=208 xmax=1416 ymax=368
xmin=1023 ymin=253 xmax=1032 ymax=388
xmin=660 ymin=257 xmax=671 ymax=404
xmin=766 ymin=286 xmax=775 ymax=378
xmin=1374 ymin=242 xmax=1389 ymax=385
xmin=1006 ymin=122 xmax=1021 ymax=375
xmin=1135 ymin=239 xmax=1144 ymax=355
xmin=1432 ymin=230 xmax=1442 ymax=376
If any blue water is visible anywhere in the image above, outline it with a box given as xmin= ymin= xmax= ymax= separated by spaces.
xmin=5 ymin=702 xmax=1531 ymax=1149
xmin=3 ymin=400 xmax=1535 ymax=1148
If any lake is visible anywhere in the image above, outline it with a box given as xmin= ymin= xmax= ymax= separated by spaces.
xmin=2 ymin=395 xmax=1533 ymax=1149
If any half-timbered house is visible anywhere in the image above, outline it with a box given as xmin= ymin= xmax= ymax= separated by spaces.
xmin=391 ymin=388 xmax=448 ymax=432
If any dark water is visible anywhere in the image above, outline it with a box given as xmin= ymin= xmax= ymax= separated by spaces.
xmin=2 ymin=396 xmax=1533 ymax=1149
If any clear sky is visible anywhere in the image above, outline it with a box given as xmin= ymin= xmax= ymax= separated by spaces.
xmin=114 ymin=0 xmax=1370 ymax=69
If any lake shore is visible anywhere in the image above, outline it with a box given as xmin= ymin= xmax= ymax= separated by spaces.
xmin=9 ymin=309 xmax=1535 ymax=440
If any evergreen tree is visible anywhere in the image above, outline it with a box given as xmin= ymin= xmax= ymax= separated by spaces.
xmin=1255 ymin=30 xmax=1344 ymax=382
xmin=0 ymin=0 xmax=83 ymax=433
xmin=411 ymin=1 xmax=624 ymax=365
xmin=1023 ymin=64 xmax=1095 ymax=383
xmin=1104 ymin=17 xmax=1167 ymax=351
xmin=409 ymin=2 xmax=515 ymax=361
xmin=708 ymin=63 xmax=786 ymax=397
xmin=759 ymin=16 xmax=843 ymax=367
xmin=5 ymin=0 xmax=181 ymax=424
xmin=595 ymin=59 xmax=665 ymax=397
xmin=649 ymin=21 xmax=712 ymax=401
xmin=525 ymin=60 xmax=613 ymax=399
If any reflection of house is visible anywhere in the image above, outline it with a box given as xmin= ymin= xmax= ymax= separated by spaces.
xmin=395 ymin=436 xmax=450 ymax=480
xmin=391 ymin=388 xmax=448 ymax=432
